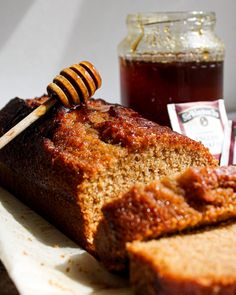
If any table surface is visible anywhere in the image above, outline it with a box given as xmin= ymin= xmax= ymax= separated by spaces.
xmin=0 ymin=261 xmax=19 ymax=295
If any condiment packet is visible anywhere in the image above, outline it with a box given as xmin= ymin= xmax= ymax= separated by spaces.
xmin=220 ymin=120 xmax=236 ymax=166
xmin=167 ymin=100 xmax=228 ymax=160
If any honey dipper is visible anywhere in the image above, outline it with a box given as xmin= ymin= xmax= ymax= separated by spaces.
xmin=0 ymin=61 xmax=102 ymax=149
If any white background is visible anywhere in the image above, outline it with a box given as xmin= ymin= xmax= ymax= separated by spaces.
xmin=0 ymin=0 xmax=235 ymax=111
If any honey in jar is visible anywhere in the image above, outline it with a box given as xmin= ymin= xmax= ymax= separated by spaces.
xmin=118 ymin=12 xmax=225 ymax=126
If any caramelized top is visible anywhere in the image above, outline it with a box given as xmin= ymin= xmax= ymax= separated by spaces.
xmin=25 ymin=96 xmax=218 ymax=155
xmin=0 ymin=96 xmax=217 ymax=199
xmin=0 ymin=96 xmax=216 ymax=172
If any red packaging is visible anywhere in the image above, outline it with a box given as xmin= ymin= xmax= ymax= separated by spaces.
xmin=167 ymin=100 xmax=228 ymax=160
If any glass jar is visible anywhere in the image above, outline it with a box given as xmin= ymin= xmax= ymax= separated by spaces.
xmin=118 ymin=11 xmax=225 ymax=126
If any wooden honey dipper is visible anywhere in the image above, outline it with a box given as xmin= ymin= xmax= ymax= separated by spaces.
xmin=0 ymin=61 xmax=102 ymax=150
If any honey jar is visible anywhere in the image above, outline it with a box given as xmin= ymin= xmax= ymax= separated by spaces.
xmin=118 ymin=11 xmax=225 ymax=126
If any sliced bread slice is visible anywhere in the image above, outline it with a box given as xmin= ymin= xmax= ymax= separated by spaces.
xmin=127 ymin=221 xmax=236 ymax=295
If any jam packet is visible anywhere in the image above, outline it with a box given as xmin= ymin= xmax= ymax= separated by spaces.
xmin=167 ymin=100 xmax=228 ymax=160
xmin=220 ymin=120 xmax=236 ymax=166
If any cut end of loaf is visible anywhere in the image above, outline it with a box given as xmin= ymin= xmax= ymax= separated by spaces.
xmin=82 ymin=143 xmax=217 ymax=252
xmin=128 ymin=221 xmax=236 ymax=295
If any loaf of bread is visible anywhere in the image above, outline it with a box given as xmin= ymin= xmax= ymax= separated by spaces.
xmin=0 ymin=96 xmax=217 ymax=255
xmin=127 ymin=221 xmax=236 ymax=295
xmin=95 ymin=166 xmax=236 ymax=271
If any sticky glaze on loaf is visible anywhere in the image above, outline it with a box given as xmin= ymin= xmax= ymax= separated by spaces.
xmin=0 ymin=96 xmax=217 ymax=255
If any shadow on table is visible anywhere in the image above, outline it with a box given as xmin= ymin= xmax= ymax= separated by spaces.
xmin=56 ymin=252 xmax=130 ymax=295
xmin=0 ymin=187 xmax=77 ymax=248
